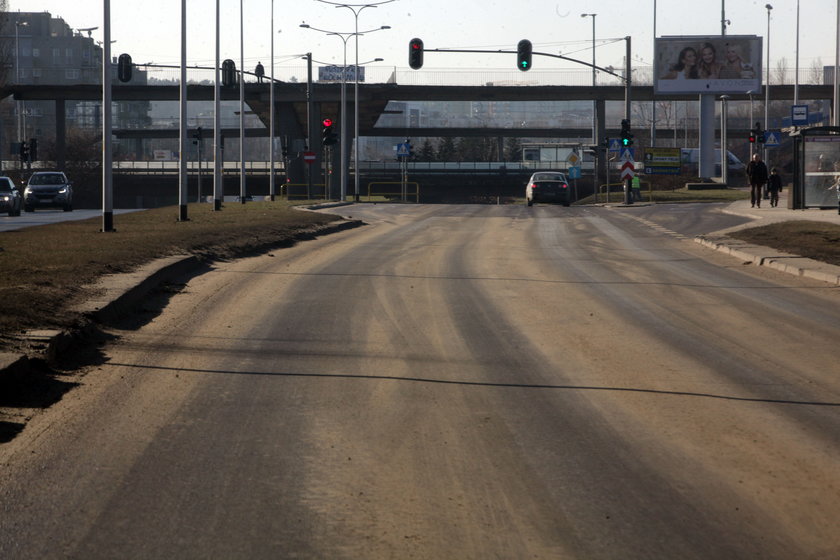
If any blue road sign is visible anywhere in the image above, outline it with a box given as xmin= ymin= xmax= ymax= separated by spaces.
xmin=764 ymin=131 xmax=781 ymax=147
xmin=396 ymin=142 xmax=410 ymax=157
xmin=568 ymin=166 xmax=581 ymax=179
xmin=791 ymin=104 xmax=809 ymax=126
xmin=609 ymin=139 xmax=622 ymax=152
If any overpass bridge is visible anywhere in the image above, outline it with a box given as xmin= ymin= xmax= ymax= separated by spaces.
xmin=3 ymin=81 xmax=833 ymax=194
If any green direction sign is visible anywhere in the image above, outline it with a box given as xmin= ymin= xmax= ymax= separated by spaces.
xmin=643 ymin=147 xmax=681 ymax=175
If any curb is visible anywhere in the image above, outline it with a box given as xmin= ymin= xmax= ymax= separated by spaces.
xmin=694 ymin=235 xmax=840 ymax=286
xmin=0 ymin=218 xmax=365 ymax=382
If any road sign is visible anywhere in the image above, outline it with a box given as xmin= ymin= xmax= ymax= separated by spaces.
xmin=764 ymin=131 xmax=781 ymax=147
xmin=643 ymin=147 xmax=681 ymax=175
xmin=791 ymin=104 xmax=809 ymax=126
xmin=620 ymin=160 xmax=635 ymax=180
xmin=396 ymin=142 xmax=410 ymax=157
xmin=303 ymin=151 xmax=316 ymax=164
xmin=620 ymin=147 xmax=635 ymax=162
xmin=568 ymin=166 xmax=581 ymax=179
xmin=609 ymin=139 xmax=622 ymax=152
xmin=566 ymin=150 xmax=580 ymax=166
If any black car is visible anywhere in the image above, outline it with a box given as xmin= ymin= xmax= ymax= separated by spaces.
xmin=23 ymin=171 xmax=73 ymax=212
xmin=525 ymin=172 xmax=571 ymax=207
xmin=0 ymin=176 xmax=22 ymax=216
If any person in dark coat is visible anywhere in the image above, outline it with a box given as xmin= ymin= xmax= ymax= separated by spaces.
xmin=746 ymin=153 xmax=769 ymax=208
xmin=255 ymin=62 xmax=265 ymax=83
xmin=767 ymin=167 xmax=783 ymax=207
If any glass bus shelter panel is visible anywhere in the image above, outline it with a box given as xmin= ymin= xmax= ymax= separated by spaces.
xmin=803 ymin=136 xmax=840 ymax=208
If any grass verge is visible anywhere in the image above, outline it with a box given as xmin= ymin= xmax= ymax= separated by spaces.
xmin=0 ymin=201 xmax=344 ymax=341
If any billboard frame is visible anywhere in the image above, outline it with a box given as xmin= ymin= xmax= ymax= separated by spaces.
xmin=654 ymin=35 xmax=762 ymax=95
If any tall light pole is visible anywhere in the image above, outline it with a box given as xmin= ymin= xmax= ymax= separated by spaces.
xmin=270 ymin=1 xmax=276 ymax=201
xmin=764 ymin=3 xmax=772 ymax=165
xmin=318 ymin=1 xmax=394 ymax=202
xmin=300 ymin=22 xmax=390 ymax=201
xmin=240 ymin=0 xmax=246 ymax=204
xmin=101 ymin=5 xmax=114 ymax=231
xmin=652 ymin=1 xmax=656 ymax=146
xmin=794 ymin=0 xmax=800 ymax=106
xmin=213 ymin=0 xmax=222 ymax=211
xmin=14 ymin=19 xmax=29 ymax=144
xmin=835 ymin=0 xmax=840 ymax=126
xmin=581 ymin=13 xmax=597 ymax=140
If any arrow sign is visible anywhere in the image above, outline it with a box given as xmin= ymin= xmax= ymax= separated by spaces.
xmin=620 ymin=160 xmax=635 ymax=180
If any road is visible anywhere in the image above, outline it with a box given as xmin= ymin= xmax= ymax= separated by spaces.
xmin=2 ymin=203 xmax=839 ymax=559
xmin=0 ymin=209 xmax=141 ymax=232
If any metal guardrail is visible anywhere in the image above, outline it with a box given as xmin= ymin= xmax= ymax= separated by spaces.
xmin=367 ymin=181 xmax=420 ymax=203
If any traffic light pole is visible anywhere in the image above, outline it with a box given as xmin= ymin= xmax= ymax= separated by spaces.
xmin=420 ymin=39 xmax=634 ymax=204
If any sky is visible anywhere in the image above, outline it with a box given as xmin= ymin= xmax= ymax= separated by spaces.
xmin=8 ymin=0 xmax=840 ymax=81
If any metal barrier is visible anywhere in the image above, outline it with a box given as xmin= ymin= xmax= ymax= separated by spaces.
xmin=599 ymin=180 xmax=653 ymax=203
xmin=366 ymin=181 xmax=420 ymax=203
xmin=285 ymin=183 xmax=328 ymax=200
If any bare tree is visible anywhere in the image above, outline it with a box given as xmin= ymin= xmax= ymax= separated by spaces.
xmin=808 ymin=57 xmax=824 ymax=85
xmin=773 ymin=57 xmax=788 ymax=85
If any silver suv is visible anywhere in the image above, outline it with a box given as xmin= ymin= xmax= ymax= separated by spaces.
xmin=24 ymin=171 xmax=73 ymax=212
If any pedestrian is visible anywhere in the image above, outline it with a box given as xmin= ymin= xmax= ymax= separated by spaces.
xmin=255 ymin=62 xmax=265 ymax=83
xmin=746 ymin=153 xmax=768 ymax=208
xmin=631 ymin=175 xmax=642 ymax=202
xmin=767 ymin=167 xmax=782 ymax=207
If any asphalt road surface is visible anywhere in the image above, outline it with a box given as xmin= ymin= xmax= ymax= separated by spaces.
xmin=0 ymin=209 xmax=141 ymax=232
xmin=2 ymin=203 xmax=839 ymax=559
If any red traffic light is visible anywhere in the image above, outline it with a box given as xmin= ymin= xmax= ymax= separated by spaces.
xmin=408 ymin=38 xmax=424 ymax=70
xmin=322 ymin=118 xmax=333 ymax=127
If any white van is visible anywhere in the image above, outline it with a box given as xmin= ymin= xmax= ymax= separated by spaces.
xmin=680 ymin=149 xmax=745 ymax=175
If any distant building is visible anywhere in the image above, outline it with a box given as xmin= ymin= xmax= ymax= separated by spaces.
xmin=1 ymin=11 xmax=150 ymax=159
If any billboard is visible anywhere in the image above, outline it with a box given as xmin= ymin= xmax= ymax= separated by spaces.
xmin=654 ymin=35 xmax=762 ymax=95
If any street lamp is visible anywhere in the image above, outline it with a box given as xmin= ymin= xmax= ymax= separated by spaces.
xmin=580 ymin=13 xmax=597 ymax=140
xmin=14 ymin=19 xmax=29 ymax=144
xmin=317 ymin=0 xmax=395 ymax=202
xmin=300 ymin=22 xmax=390 ymax=201
xmin=764 ymin=3 xmax=772 ymax=165
xmin=747 ymin=89 xmax=756 ymax=160
xmin=719 ymin=95 xmax=730 ymax=185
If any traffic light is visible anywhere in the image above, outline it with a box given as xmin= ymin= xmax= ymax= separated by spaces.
xmin=748 ymin=129 xmax=757 ymax=143
xmin=118 ymin=53 xmax=132 ymax=82
xmin=406 ymin=138 xmax=414 ymax=158
xmin=408 ymin=38 xmax=424 ymax=70
xmin=222 ymin=59 xmax=237 ymax=88
xmin=19 ymin=141 xmax=28 ymax=163
xmin=322 ymin=118 xmax=338 ymax=145
xmin=757 ymin=129 xmax=766 ymax=144
xmin=29 ymin=138 xmax=37 ymax=161
xmin=620 ymin=119 xmax=634 ymax=147
xmin=517 ymin=39 xmax=532 ymax=71
xmin=192 ymin=127 xmax=203 ymax=145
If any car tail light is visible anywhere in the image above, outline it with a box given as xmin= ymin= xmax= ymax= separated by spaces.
xmin=561 ymin=183 xmax=568 ymax=189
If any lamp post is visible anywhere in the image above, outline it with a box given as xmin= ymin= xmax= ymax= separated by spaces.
xmin=580 ymin=13 xmax=597 ymax=140
xmin=14 ymin=19 xmax=29 ymax=144
xmin=300 ymin=22 xmax=390 ymax=201
xmin=719 ymin=95 xmax=730 ymax=186
xmin=317 ymin=1 xmax=394 ymax=202
xmin=764 ymin=3 xmax=772 ymax=165
xmin=747 ymin=89 xmax=756 ymax=161
xmin=270 ymin=2 xmax=276 ymax=201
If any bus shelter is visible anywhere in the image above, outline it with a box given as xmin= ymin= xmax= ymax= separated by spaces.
xmin=793 ymin=126 xmax=840 ymax=210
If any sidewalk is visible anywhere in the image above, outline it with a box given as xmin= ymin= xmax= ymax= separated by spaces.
xmin=695 ymin=189 xmax=840 ymax=286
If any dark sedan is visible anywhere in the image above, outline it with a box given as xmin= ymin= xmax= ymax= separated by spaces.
xmin=0 ymin=176 xmax=22 ymax=216
xmin=525 ymin=172 xmax=571 ymax=207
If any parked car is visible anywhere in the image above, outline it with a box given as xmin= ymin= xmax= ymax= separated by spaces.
xmin=0 ymin=176 xmax=22 ymax=216
xmin=525 ymin=171 xmax=571 ymax=207
xmin=23 ymin=171 xmax=73 ymax=212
